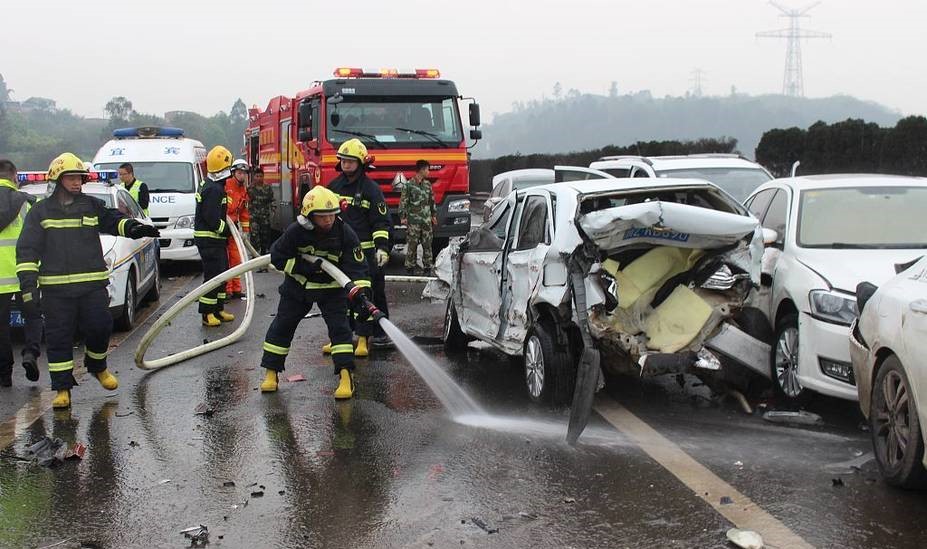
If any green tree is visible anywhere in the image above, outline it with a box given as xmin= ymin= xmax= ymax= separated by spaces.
xmin=104 ymin=96 xmax=133 ymax=124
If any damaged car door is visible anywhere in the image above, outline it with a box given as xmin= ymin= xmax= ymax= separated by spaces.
xmin=497 ymin=192 xmax=554 ymax=350
xmin=457 ymin=195 xmax=518 ymax=342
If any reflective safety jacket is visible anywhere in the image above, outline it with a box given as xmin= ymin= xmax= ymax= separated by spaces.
xmin=271 ymin=217 xmax=369 ymax=294
xmin=0 ymin=179 xmax=33 ymax=294
xmin=194 ymin=177 xmax=229 ymax=248
xmin=122 ymin=178 xmax=149 ymax=216
xmin=16 ymin=191 xmax=143 ymax=296
xmin=225 ymin=178 xmax=250 ymax=233
xmin=327 ymin=173 xmax=391 ymax=252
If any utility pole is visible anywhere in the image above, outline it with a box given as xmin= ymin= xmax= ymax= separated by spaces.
xmin=690 ymin=69 xmax=707 ymax=97
xmin=756 ymin=1 xmax=831 ymax=97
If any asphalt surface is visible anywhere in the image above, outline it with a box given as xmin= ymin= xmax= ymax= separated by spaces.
xmin=0 ymin=257 xmax=926 ymax=548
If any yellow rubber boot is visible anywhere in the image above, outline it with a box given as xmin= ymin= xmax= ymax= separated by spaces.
xmin=354 ymin=336 xmax=369 ymax=358
xmin=95 ymin=369 xmax=119 ymax=390
xmin=202 ymin=314 xmax=221 ymax=327
xmin=260 ymin=369 xmax=278 ymax=393
xmin=334 ymin=369 xmax=355 ymax=400
xmin=217 ymin=310 xmax=235 ymax=323
xmin=52 ymin=390 xmax=71 ymax=409
xmin=322 ymin=342 xmax=332 ymax=354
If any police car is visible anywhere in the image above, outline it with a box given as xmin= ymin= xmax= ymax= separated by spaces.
xmin=15 ymin=171 xmax=160 ymax=331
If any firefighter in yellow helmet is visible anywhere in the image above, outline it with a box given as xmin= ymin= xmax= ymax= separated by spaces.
xmin=325 ymin=138 xmax=392 ymax=357
xmin=15 ymin=153 xmax=160 ymax=408
xmin=258 ymin=185 xmax=372 ymax=399
xmin=195 ymin=146 xmax=236 ymax=327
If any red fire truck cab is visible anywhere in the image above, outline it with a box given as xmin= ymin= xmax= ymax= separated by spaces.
xmin=246 ymin=67 xmax=482 ymax=253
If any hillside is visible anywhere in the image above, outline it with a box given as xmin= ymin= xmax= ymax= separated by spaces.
xmin=477 ymin=92 xmax=903 ymax=159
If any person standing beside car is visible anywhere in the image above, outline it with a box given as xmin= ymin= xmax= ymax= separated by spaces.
xmin=0 ymin=159 xmax=40 ymax=387
xmin=118 ymin=163 xmax=149 ymax=216
xmin=399 ymin=160 xmax=437 ymax=276
xmin=16 ymin=153 xmax=160 ymax=408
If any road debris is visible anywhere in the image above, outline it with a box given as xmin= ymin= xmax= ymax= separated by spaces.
xmin=287 ymin=374 xmax=306 ymax=383
xmin=194 ymin=403 xmax=215 ymax=416
xmin=304 ymin=311 xmax=321 ymax=319
xmin=158 ymin=479 xmax=172 ymax=485
xmin=180 ymin=524 xmax=209 ymax=547
xmin=115 ymin=410 xmax=134 ymax=417
xmin=720 ymin=496 xmax=734 ymax=505
xmin=762 ymin=410 xmax=823 ymax=427
xmin=25 ymin=437 xmax=85 ymax=467
xmin=726 ymin=528 xmax=763 ymax=549
xmin=222 ymin=481 xmax=236 ymax=488
xmin=471 ymin=517 xmax=499 ymax=534
xmin=832 ymin=478 xmax=845 ymax=487
xmin=563 ymin=497 xmax=576 ymax=504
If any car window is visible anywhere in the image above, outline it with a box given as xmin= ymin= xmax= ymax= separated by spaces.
xmin=763 ymin=189 xmax=789 ymax=237
xmin=747 ymin=189 xmax=776 ymax=220
xmin=123 ymin=190 xmax=145 ymax=218
xmin=116 ymin=191 xmax=139 ymax=219
xmin=492 ymin=204 xmax=512 ymax=240
xmin=601 ymin=167 xmax=631 ymax=178
xmin=515 ymin=195 xmax=549 ymax=251
xmin=631 ymin=167 xmax=651 ymax=178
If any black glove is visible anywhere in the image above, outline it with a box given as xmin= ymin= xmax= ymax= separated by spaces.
xmin=295 ymin=257 xmax=323 ymax=277
xmin=128 ymin=223 xmax=160 ymax=239
xmin=22 ymin=287 xmax=40 ymax=310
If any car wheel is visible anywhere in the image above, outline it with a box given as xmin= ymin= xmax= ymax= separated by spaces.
xmin=145 ymin=260 xmax=161 ymax=303
xmin=524 ymin=322 xmax=574 ymax=405
xmin=870 ymin=355 xmax=927 ymax=489
xmin=443 ymin=300 xmax=469 ymax=353
xmin=116 ymin=272 xmax=137 ymax=331
xmin=771 ymin=313 xmax=809 ymax=405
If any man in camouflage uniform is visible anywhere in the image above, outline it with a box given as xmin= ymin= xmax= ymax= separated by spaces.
xmin=399 ymin=160 xmax=437 ymax=275
xmin=248 ymin=167 xmax=275 ymax=254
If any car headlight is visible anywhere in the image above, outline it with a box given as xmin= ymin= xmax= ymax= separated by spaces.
xmin=447 ymin=199 xmax=470 ymax=213
xmin=174 ymin=215 xmax=195 ymax=229
xmin=809 ymin=290 xmax=857 ymax=326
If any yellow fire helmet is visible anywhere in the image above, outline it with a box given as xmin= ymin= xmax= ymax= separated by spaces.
xmin=336 ymin=138 xmax=369 ymax=165
xmin=301 ymin=185 xmax=342 ymax=217
xmin=47 ymin=152 xmax=89 ymax=182
xmin=206 ymin=145 xmax=233 ymax=174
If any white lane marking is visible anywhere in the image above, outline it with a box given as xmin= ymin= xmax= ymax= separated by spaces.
xmin=595 ymin=398 xmax=815 ymax=549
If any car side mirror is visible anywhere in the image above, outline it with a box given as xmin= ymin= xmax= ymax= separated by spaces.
xmin=470 ymin=129 xmax=482 ymax=140
xmin=298 ymin=102 xmax=312 ymax=128
xmin=298 ymin=128 xmax=313 ymax=142
xmin=469 ymin=103 xmax=481 ymax=127
xmin=762 ymin=228 xmax=780 ymax=247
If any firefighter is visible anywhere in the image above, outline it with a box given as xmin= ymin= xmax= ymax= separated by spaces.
xmin=325 ymin=138 xmax=392 ymax=357
xmin=0 ymin=159 xmax=40 ymax=387
xmin=258 ymin=185 xmax=371 ymax=399
xmin=117 ymin=162 xmax=149 ymax=216
xmin=195 ymin=146 xmax=236 ymax=327
xmin=225 ymin=159 xmax=251 ymax=298
xmin=16 ymin=153 xmax=160 ymax=408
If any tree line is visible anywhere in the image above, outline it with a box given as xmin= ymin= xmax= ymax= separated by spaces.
xmin=756 ymin=116 xmax=927 ymax=177
xmin=0 ymin=74 xmax=247 ymax=171
xmin=468 ymin=138 xmax=737 ymax=193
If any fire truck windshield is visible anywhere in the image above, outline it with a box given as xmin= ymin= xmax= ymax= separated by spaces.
xmin=96 ymin=162 xmax=196 ymax=193
xmin=326 ymin=97 xmax=462 ymax=149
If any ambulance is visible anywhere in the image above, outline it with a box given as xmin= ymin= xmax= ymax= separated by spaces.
xmin=93 ymin=126 xmax=207 ymax=261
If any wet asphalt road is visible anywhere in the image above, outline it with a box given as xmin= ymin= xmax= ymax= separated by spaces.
xmin=1 ymin=259 xmax=926 ymax=549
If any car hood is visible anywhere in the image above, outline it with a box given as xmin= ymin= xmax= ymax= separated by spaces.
xmin=577 ymin=201 xmax=759 ymax=252
xmin=792 ymin=248 xmax=926 ymax=294
xmin=148 ymin=193 xmax=195 ymax=217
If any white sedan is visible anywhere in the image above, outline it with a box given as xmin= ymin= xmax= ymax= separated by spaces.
xmin=851 ymin=255 xmax=927 ymax=488
xmin=17 ymin=175 xmax=161 ymax=330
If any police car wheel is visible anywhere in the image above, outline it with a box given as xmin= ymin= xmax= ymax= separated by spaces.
xmin=116 ymin=272 xmax=137 ymax=331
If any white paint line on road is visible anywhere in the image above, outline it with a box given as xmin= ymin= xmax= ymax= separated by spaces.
xmin=0 ymin=274 xmax=196 ymax=449
xmin=595 ymin=398 xmax=815 ymax=549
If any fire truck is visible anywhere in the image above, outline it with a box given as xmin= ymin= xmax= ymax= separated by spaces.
xmin=245 ymin=67 xmax=482 ymax=253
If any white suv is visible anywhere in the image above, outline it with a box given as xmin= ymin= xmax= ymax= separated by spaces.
xmin=589 ymin=154 xmax=773 ymax=202
xmin=745 ymin=175 xmax=927 ymax=403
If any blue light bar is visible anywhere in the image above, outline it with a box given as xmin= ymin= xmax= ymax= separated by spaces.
xmin=112 ymin=126 xmax=185 ymax=138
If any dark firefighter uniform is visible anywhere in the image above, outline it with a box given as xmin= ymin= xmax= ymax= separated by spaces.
xmin=259 ymin=185 xmax=370 ymax=399
xmin=327 ymin=139 xmax=391 ymax=352
xmin=16 ymin=153 xmax=159 ymax=408
xmin=195 ymin=146 xmax=235 ymax=327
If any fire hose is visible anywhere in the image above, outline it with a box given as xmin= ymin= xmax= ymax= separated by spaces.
xmin=135 ymin=220 xmax=383 ymax=371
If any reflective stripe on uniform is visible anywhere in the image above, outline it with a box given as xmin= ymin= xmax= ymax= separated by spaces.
xmin=354 ymin=279 xmax=371 ymax=288
xmin=372 ymin=230 xmax=389 ymax=241
xmin=263 ymin=342 xmax=289 ymax=355
xmin=15 ymin=262 xmax=39 ymax=273
xmin=339 ymin=196 xmax=371 ymax=209
xmin=305 ymin=281 xmax=340 ymax=289
xmin=330 ymin=344 xmax=354 ymax=355
xmin=0 ymin=239 xmax=18 ymax=246
xmin=40 ymin=219 xmax=82 ymax=229
xmin=360 ymin=241 xmax=375 ymax=249
xmin=86 ymin=349 xmax=108 ymax=360
xmin=284 ymin=258 xmax=297 ymax=274
xmin=48 ymin=360 xmax=74 ymax=372
xmin=82 ymin=216 xmax=99 ymax=227
xmin=118 ymin=218 xmax=128 ymax=236
xmin=217 ymin=292 xmax=227 ymax=299
xmin=22 ymin=292 xmax=33 ymax=302
xmin=199 ymin=296 xmax=218 ymax=305
xmin=38 ymin=271 xmax=109 ymax=285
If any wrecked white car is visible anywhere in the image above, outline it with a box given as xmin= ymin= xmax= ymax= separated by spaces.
xmin=431 ymin=170 xmax=771 ymax=432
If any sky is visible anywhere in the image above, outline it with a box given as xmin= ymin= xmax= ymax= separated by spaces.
xmin=3 ymin=0 xmax=925 ymax=122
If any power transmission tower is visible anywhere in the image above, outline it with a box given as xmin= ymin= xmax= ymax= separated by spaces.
xmin=690 ymin=69 xmax=707 ymax=97
xmin=757 ymin=1 xmax=831 ymax=97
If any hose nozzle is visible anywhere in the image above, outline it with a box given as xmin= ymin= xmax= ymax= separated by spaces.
xmin=347 ymin=284 xmax=384 ymax=321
